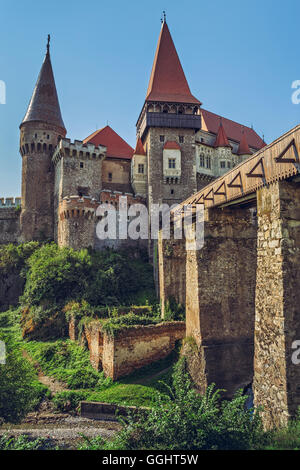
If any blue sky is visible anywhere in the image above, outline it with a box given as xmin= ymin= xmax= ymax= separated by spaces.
xmin=0 ymin=0 xmax=299 ymax=196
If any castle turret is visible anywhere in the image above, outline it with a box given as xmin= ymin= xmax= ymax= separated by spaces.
xmin=237 ymin=127 xmax=252 ymax=159
xmin=214 ymin=119 xmax=233 ymax=175
xmin=131 ymin=137 xmax=147 ymax=197
xmin=58 ymin=196 xmax=99 ymax=250
xmin=19 ymin=35 xmax=66 ymax=241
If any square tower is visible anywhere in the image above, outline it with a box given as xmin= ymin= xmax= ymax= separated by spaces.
xmin=136 ymin=19 xmax=201 ymax=210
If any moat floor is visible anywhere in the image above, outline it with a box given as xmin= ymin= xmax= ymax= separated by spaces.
xmin=0 ymin=408 xmax=121 ymax=449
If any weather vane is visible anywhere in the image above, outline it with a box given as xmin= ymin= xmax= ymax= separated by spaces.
xmin=47 ymin=34 xmax=50 ymax=53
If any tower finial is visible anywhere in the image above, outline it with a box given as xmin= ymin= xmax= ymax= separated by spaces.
xmin=47 ymin=34 xmax=50 ymax=54
xmin=161 ymin=10 xmax=166 ymax=23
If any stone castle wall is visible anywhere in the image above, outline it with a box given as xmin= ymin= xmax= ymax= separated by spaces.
xmin=0 ymin=206 xmax=21 ymax=245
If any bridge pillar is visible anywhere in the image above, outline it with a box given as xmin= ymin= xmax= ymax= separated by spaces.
xmin=254 ymin=179 xmax=300 ymax=429
xmin=158 ymin=231 xmax=186 ymax=317
xmin=184 ymin=207 xmax=257 ymax=397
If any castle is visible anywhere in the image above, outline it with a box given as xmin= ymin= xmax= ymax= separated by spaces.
xmin=1 ymin=19 xmax=266 ymax=249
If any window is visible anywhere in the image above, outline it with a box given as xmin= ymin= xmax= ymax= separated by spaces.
xmin=168 ymin=158 xmax=176 ymax=169
xmin=80 ymin=162 xmax=84 ymax=169
xmin=179 ymin=135 xmax=184 ymax=143
xmin=138 ymin=164 xmax=144 ymax=174
xmin=160 ymin=135 xmax=165 ymax=142
xmin=171 ymin=189 xmax=174 ymax=195
xmin=108 ymin=172 xmax=112 ymax=181
xmin=199 ymin=153 xmax=205 ymax=167
xmin=206 ymin=156 xmax=211 ymax=169
xmin=227 ymin=161 xmax=231 ymax=169
xmin=220 ymin=161 xmax=226 ymax=169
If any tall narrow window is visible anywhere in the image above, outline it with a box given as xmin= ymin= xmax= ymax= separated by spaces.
xmin=179 ymin=135 xmax=184 ymax=143
xmin=206 ymin=156 xmax=211 ymax=169
xmin=138 ymin=164 xmax=144 ymax=174
xmin=160 ymin=135 xmax=165 ymax=142
xmin=108 ymin=172 xmax=112 ymax=181
xmin=199 ymin=153 xmax=205 ymax=167
xmin=168 ymin=158 xmax=176 ymax=169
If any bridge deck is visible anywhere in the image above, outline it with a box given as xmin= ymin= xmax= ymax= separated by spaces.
xmin=174 ymin=124 xmax=300 ymax=214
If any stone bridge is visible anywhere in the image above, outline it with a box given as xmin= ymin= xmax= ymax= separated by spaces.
xmin=158 ymin=124 xmax=300 ymax=429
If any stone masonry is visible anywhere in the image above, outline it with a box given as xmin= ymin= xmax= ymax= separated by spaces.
xmin=69 ymin=318 xmax=185 ymax=380
xmin=159 ymin=206 xmax=257 ymax=398
xmin=254 ymin=179 xmax=300 ymax=429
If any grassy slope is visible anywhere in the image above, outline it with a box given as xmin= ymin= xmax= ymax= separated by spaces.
xmin=22 ymin=336 xmax=177 ymax=408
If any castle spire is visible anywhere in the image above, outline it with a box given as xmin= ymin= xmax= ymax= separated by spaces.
xmin=145 ymin=21 xmax=201 ymax=104
xmin=237 ymin=127 xmax=251 ymax=155
xmin=21 ymin=35 xmax=66 ymax=132
xmin=214 ymin=118 xmax=231 ymax=148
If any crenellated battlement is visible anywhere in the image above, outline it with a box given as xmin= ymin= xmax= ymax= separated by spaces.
xmin=52 ymin=138 xmax=106 ymax=165
xmin=0 ymin=197 xmax=21 ymax=208
xmin=59 ymin=195 xmax=100 ymax=220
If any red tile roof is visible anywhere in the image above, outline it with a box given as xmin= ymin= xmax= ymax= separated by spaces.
xmin=237 ymin=129 xmax=251 ymax=155
xmin=214 ymin=120 xmax=231 ymax=148
xmin=134 ymin=137 xmax=146 ymax=155
xmin=146 ymin=22 xmax=201 ymax=105
xmin=201 ymin=109 xmax=265 ymax=150
xmin=164 ymin=141 xmax=181 ymax=150
xmin=84 ymin=125 xmax=134 ymax=160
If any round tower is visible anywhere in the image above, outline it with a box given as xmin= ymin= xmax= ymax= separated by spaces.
xmin=58 ymin=196 xmax=99 ymax=250
xmin=19 ymin=36 xmax=66 ymax=241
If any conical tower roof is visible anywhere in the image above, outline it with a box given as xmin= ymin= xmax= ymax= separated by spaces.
xmin=237 ymin=128 xmax=251 ymax=155
xmin=21 ymin=36 xmax=65 ymax=131
xmin=146 ymin=21 xmax=201 ymax=105
xmin=134 ymin=137 xmax=146 ymax=155
xmin=214 ymin=119 xmax=231 ymax=148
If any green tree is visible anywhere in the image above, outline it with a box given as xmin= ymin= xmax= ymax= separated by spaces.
xmin=0 ymin=335 xmax=38 ymax=423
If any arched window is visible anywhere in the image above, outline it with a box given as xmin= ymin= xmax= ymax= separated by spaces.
xmin=199 ymin=153 xmax=205 ymax=167
xmin=206 ymin=155 xmax=211 ymax=169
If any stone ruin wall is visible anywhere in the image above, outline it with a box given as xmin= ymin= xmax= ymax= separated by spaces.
xmin=69 ymin=316 xmax=185 ymax=380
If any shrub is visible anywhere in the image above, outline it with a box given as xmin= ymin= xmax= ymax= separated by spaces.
xmin=0 ymin=434 xmax=52 ymax=450
xmin=163 ymin=297 xmax=185 ymax=322
xmin=100 ymin=313 xmax=160 ymax=337
xmin=19 ymin=244 xmax=156 ymax=338
xmin=78 ymin=357 xmax=264 ymax=450
xmin=21 ymin=245 xmax=155 ymax=310
xmin=0 ymin=242 xmax=39 ymax=276
xmin=52 ymin=390 xmax=88 ymax=412
xmin=0 ymin=334 xmax=46 ymax=423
